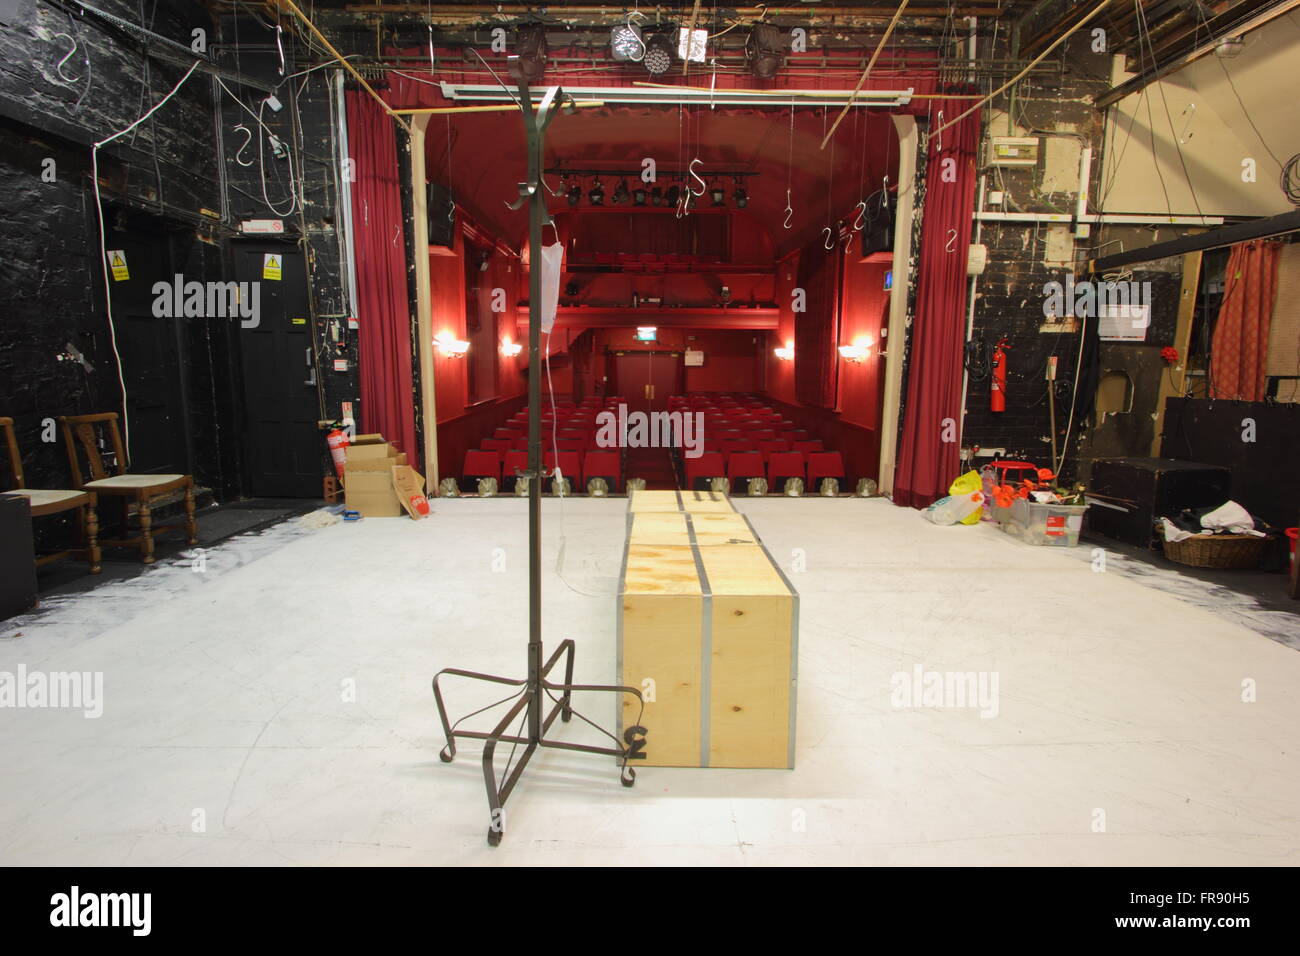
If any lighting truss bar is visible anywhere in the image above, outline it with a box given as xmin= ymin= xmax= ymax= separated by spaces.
xmin=439 ymin=81 xmax=913 ymax=109
xmin=975 ymin=212 xmax=1225 ymax=226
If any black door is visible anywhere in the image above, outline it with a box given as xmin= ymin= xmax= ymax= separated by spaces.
xmin=232 ymin=242 xmax=321 ymax=497
xmin=104 ymin=225 xmax=192 ymax=476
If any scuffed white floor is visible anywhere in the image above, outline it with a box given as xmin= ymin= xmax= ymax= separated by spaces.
xmin=1 ymin=497 xmax=1297 ymax=866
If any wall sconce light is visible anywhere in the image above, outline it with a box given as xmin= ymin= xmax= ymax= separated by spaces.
xmin=773 ymin=342 xmax=794 ymax=361
xmin=838 ymin=337 xmax=872 ymax=363
xmin=501 ymin=338 xmax=523 ymax=357
xmin=435 ymin=330 xmax=470 ymax=357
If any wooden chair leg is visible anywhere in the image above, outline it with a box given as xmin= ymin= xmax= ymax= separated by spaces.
xmin=184 ymin=482 xmax=198 ymax=545
xmin=85 ymin=503 xmax=101 ymax=574
xmin=138 ymin=498 xmax=155 ymax=564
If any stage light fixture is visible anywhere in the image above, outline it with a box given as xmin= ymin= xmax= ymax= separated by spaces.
xmin=610 ymin=23 xmax=644 ymax=62
xmin=710 ymin=182 xmax=726 ymax=206
xmin=650 ymin=186 xmax=663 ymax=206
xmin=588 ymin=177 xmax=605 ymax=205
xmin=733 ymin=182 xmax=748 ymax=208
xmin=633 ymin=186 xmax=647 ymax=206
xmin=566 ymin=182 xmax=582 ymax=206
xmin=643 ymin=33 xmax=674 ymax=75
xmin=612 ymin=178 xmax=631 ymax=205
xmin=664 ymin=184 xmax=680 ymax=207
xmin=513 ymin=23 xmax=548 ymax=82
xmin=745 ymin=24 xmax=785 ymax=79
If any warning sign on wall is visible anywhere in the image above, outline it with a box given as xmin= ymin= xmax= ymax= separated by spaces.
xmin=107 ymin=250 xmax=129 ymax=281
xmin=262 ymin=253 xmax=282 ymax=280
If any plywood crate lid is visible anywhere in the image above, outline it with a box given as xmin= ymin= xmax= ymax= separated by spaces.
xmin=628 ymin=511 xmax=691 ymax=546
xmin=698 ymin=544 xmax=792 ymax=596
xmin=679 ymin=490 xmax=735 ymax=514
xmin=628 ymin=489 xmax=683 ymax=513
xmin=622 ymin=544 xmax=703 ymax=595
xmin=689 ymin=513 xmax=756 ymax=545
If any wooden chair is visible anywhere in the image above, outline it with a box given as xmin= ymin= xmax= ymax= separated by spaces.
xmin=59 ymin=413 xmax=197 ymax=564
xmin=0 ymin=417 xmax=100 ymax=573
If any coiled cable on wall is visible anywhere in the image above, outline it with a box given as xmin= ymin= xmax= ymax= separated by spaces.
xmin=1282 ymin=153 xmax=1300 ymax=206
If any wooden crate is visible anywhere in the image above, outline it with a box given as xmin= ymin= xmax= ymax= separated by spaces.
xmin=618 ymin=497 xmax=798 ymax=769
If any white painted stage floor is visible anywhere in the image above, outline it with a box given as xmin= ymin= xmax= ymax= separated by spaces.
xmin=1 ymin=497 xmax=1297 ymax=866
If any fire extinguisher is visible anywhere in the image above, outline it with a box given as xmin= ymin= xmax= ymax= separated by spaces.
xmin=990 ymin=337 xmax=1011 ymax=413
xmin=326 ymin=427 xmax=350 ymax=478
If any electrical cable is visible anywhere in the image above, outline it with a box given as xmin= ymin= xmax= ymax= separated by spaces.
xmin=92 ymin=58 xmax=203 ymax=464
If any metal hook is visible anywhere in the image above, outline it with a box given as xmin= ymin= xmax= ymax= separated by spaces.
xmin=933 ymin=110 xmax=944 ymax=153
xmin=783 ymin=189 xmax=794 ymax=230
xmin=448 ymin=199 xmax=456 ymax=222
xmin=822 ymin=226 xmax=835 ymax=251
xmin=428 ymin=24 xmax=437 ymax=73
xmin=841 ymin=224 xmax=853 ymax=251
xmin=709 ymin=58 xmax=718 ymax=110
xmin=880 ymin=175 xmax=890 ymax=209
xmin=688 ymin=158 xmax=707 ymax=197
xmin=945 ymin=228 xmax=958 ymax=253
xmin=233 ymin=125 xmax=254 ymax=167
xmin=276 ymin=24 xmax=286 ymax=77
xmin=53 ymin=33 xmax=80 ymax=85
xmin=852 ymin=200 xmax=867 ymax=232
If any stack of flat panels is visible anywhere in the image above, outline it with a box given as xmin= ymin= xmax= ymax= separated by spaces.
xmin=618 ymin=489 xmax=798 ymax=769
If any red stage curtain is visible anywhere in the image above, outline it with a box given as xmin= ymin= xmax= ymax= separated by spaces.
xmin=345 ymin=90 xmax=419 ymax=468
xmin=1210 ymin=239 xmax=1283 ymax=401
xmin=893 ymin=102 xmax=980 ymax=509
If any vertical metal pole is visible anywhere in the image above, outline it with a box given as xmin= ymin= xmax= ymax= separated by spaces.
xmin=522 ymin=79 xmax=544 ymax=743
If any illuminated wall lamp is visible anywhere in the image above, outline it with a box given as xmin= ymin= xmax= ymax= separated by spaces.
xmin=435 ymin=331 xmax=470 ymax=357
xmin=838 ymin=338 xmax=872 ymax=363
xmin=773 ymin=342 xmax=794 ymax=361
xmin=501 ymin=339 xmax=523 ymax=357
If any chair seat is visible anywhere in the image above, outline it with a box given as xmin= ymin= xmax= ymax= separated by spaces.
xmin=85 ymin=474 xmax=187 ymax=491
xmin=8 ymin=488 xmax=89 ymax=510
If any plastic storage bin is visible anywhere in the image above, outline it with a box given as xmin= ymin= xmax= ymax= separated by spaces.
xmin=996 ymin=498 xmax=1088 ymax=547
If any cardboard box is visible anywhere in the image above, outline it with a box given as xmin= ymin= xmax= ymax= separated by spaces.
xmin=343 ymin=438 xmax=407 ymax=517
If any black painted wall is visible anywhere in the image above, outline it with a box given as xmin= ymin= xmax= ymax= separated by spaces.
xmin=0 ymin=2 xmax=354 ymax=509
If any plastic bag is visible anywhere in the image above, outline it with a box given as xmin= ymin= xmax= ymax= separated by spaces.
xmin=924 ymin=491 xmax=984 ymax=525
xmin=949 ymin=470 xmax=985 ymax=525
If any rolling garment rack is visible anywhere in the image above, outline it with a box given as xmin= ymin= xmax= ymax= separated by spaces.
xmin=432 ymin=61 xmax=647 ymax=846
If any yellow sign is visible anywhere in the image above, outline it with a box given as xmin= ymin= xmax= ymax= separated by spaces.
xmin=263 ymin=253 xmax=282 ymax=280
xmin=291 ymin=317 xmax=307 ymax=325
xmin=107 ymin=250 xmax=129 ymax=281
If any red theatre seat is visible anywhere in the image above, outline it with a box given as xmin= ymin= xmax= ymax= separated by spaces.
xmin=684 ymin=452 xmax=726 ymax=490
xmin=806 ymin=452 xmax=847 ymax=491
xmin=727 ymin=451 xmax=766 ymax=487
xmin=582 ymin=451 xmax=622 ymax=491
xmin=480 ymin=438 xmax=511 ymax=452
xmin=462 ymin=450 xmax=502 ymax=484
xmin=767 ymin=452 xmax=807 ymax=487
xmin=544 ymin=450 xmax=583 ymax=487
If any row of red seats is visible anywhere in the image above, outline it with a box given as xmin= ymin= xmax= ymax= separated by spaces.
xmin=685 ymin=450 xmax=846 ymax=490
xmin=462 ymin=448 xmax=622 ymax=491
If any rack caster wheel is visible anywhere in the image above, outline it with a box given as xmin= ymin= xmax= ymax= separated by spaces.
xmin=439 ymin=746 xmax=454 ymax=763
xmin=621 ymin=767 xmax=636 ymax=788
xmin=487 ymin=827 xmax=502 ymax=847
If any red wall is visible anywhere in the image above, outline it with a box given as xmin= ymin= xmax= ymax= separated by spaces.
xmin=757 ymin=249 xmax=891 ymax=483
xmin=576 ymin=327 xmax=766 ymax=397
xmin=836 ymin=257 xmax=891 ymax=429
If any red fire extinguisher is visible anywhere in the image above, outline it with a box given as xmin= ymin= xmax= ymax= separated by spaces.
xmin=990 ymin=337 xmax=1011 ymax=413
xmin=326 ymin=428 xmax=350 ymax=478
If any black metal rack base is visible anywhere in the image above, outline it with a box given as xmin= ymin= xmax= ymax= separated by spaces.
xmin=431 ymin=63 xmax=646 ymax=846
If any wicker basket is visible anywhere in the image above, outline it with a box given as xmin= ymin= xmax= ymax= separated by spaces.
xmin=1161 ymin=531 xmax=1271 ymax=569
